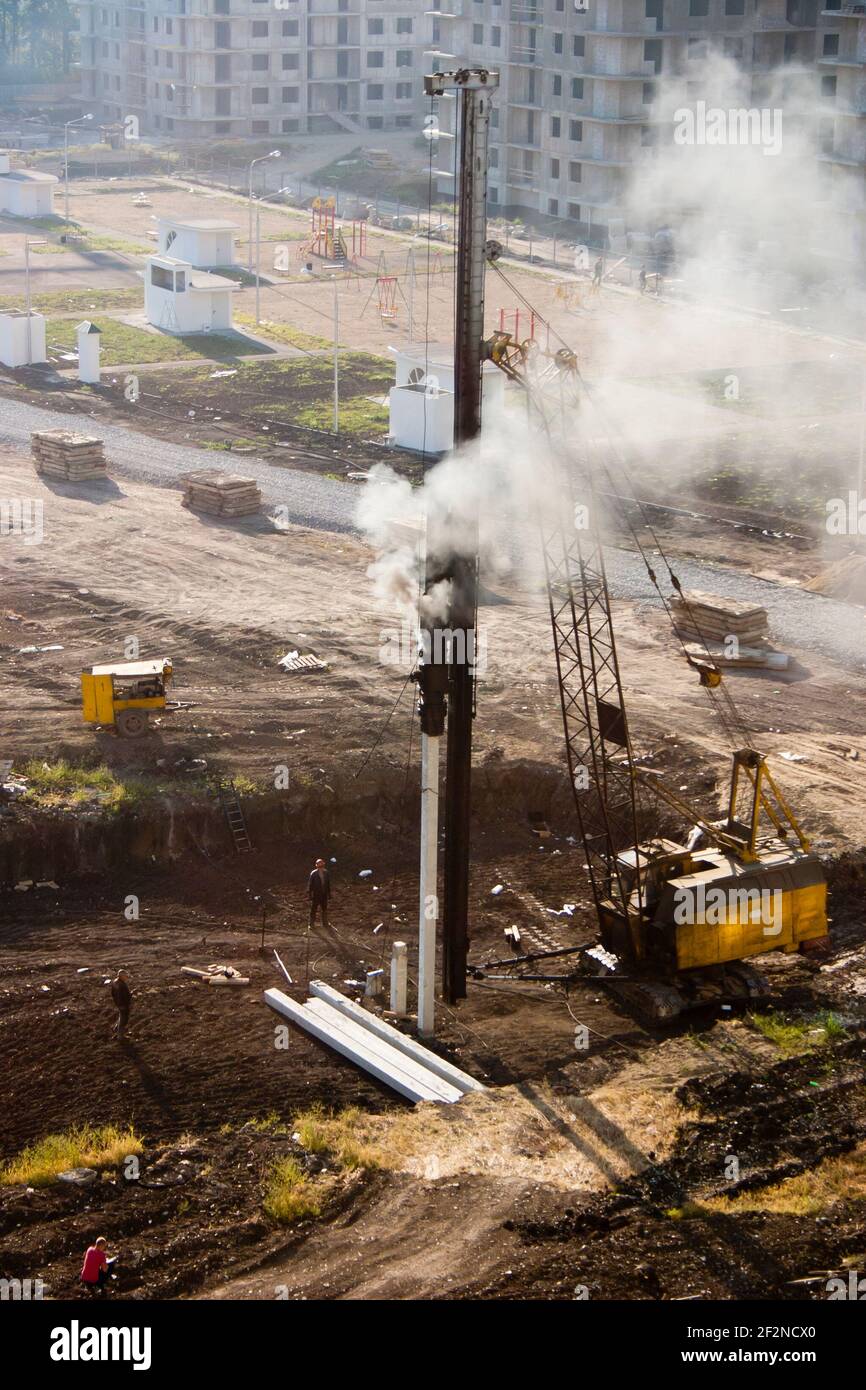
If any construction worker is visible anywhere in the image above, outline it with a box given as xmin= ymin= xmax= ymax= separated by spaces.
xmin=638 ymin=265 xmax=647 ymax=294
xmin=110 ymin=969 xmax=131 ymax=1040
xmin=308 ymin=858 xmax=331 ymax=930
xmin=80 ymin=1236 xmax=117 ymax=1295
xmin=591 ymin=257 xmax=604 ymax=292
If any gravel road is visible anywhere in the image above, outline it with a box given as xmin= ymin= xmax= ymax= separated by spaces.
xmin=2 ymin=394 xmax=865 ymax=669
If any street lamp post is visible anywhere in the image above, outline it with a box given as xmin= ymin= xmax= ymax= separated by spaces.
xmin=64 ymin=114 xmax=93 ymax=225
xmin=248 ymin=150 xmax=280 ymax=271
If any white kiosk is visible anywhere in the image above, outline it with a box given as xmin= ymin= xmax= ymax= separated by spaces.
xmin=144 ymin=255 xmax=236 ymax=334
xmin=388 ymin=344 xmax=506 ymax=454
xmin=0 ymin=153 xmax=57 ymax=217
xmin=0 ymin=310 xmax=47 ymax=367
xmin=156 ymin=217 xmax=238 ymax=269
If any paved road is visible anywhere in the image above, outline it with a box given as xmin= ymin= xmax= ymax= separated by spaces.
xmin=2 ymin=394 xmax=865 ymax=669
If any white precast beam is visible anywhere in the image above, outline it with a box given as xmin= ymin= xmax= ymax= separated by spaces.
xmin=263 ymin=989 xmax=461 ymax=1104
xmin=303 ymin=997 xmax=462 ymax=1103
xmin=309 ymin=980 xmax=485 ymax=1094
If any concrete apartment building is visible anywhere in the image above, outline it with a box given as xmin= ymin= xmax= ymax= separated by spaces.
xmin=77 ymin=0 xmax=431 ymax=139
xmin=433 ymin=0 xmax=864 ymax=253
xmin=818 ymin=2 xmax=866 ymax=254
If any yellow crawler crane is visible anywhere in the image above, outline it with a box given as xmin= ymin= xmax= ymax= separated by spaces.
xmin=81 ymin=658 xmax=173 ymax=738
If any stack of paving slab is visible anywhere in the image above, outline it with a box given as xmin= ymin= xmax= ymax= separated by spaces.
xmin=181 ymin=468 xmax=261 ymax=518
xmin=31 ymin=430 xmax=107 ymax=481
xmin=671 ymin=590 xmax=787 ymax=670
xmin=264 ymin=981 xmax=485 ymax=1104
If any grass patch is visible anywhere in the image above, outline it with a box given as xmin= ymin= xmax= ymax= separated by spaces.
xmin=704 ymin=1142 xmax=866 ymax=1218
xmin=256 ymin=228 xmax=307 ymax=243
xmin=141 ymin=352 xmax=389 ymax=437
xmin=17 ymin=758 xmax=149 ymax=810
xmin=83 ymin=232 xmax=150 ymax=255
xmin=1 ymin=1124 xmax=143 ymax=1188
xmin=245 ymin=1112 xmax=285 ymax=1133
xmin=0 ymin=288 xmax=141 ymax=315
xmin=235 ymin=313 xmax=330 ymax=352
xmin=15 ymin=758 xmax=217 ymax=810
xmin=262 ymin=1157 xmax=322 ymax=1223
xmin=6 ymin=217 xmax=147 ymax=256
xmin=296 ymin=393 xmax=388 ymax=437
xmin=45 ymin=317 xmax=269 ymax=367
xmin=293 ymin=1104 xmax=381 ymax=1171
xmin=747 ymin=1009 xmax=849 ymax=1056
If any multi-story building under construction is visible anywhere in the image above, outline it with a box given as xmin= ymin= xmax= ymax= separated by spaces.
xmin=431 ymin=0 xmax=864 ymax=254
xmin=77 ymin=0 xmax=432 ymax=140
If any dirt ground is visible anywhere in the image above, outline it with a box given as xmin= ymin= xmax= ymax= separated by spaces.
xmin=3 ymin=173 xmax=866 ymax=1302
xmin=2 ymin=438 xmax=866 ymax=1298
xmin=3 ymin=446 xmax=866 ymax=843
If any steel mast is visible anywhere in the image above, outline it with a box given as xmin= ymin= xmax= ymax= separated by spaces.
xmin=416 ymin=67 xmax=499 ymax=1013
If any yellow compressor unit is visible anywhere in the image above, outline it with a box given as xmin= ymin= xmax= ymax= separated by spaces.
xmin=81 ymin=658 xmax=173 ymax=738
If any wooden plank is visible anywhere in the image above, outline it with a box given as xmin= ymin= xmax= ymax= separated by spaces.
xmin=308 ymin=980 xmax=485 ymax=1094
xmin=262 ymin=988 xmax=462 ymax=1104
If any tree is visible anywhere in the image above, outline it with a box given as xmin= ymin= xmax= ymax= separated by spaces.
xmin=0 ymin=0 xmax=75 ymax=79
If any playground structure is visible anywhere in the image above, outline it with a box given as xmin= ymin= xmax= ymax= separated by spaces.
xmin=554 ymin=281 xmax=586 ymax=313
xmin=498 ymin=306 xmax=537 ymax=343
xmin=376 ymin=276 xmax=398 ymax=321
xmin=301 ymin=196 xmax=367 ymax=266
xmin=361 ymin=252 xmax=408 ymax=324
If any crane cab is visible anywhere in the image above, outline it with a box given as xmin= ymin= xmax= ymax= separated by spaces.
xmin=610 ymin=836 xmax=827 ymax=972
xmin=81 ymin=658 xmax=173 ymax=738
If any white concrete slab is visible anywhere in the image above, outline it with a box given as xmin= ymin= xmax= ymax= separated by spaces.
xmin=263 ymin=988 xmax=462 ymax=1104
xmin=308 ymin=980 xmax=485 ymax=1094
xmin=303 ymin=997 xmax=463 ymax=1104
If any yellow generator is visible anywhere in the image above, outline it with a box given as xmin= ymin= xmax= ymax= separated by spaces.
xmin=81 ymin=658 xmax=173 ymax=738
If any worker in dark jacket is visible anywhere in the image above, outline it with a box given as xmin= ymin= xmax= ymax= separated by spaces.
xmin=110 ymin=969 xmax=132 ymax=1040
xmin=308 ymin=858 xmax=331 ymax=929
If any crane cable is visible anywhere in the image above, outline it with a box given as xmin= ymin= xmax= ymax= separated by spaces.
xmin=486 ymin=259 xmax=754 ymax=751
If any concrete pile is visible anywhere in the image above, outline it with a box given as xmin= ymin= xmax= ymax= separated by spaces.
xmin=181 ymin=468 xmax=261 ymax=518
xmin=31 ymin=430 xmax=107 ymax=481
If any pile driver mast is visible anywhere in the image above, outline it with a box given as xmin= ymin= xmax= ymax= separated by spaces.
xmin=415 ymin=67 xmax=499 ymax=1029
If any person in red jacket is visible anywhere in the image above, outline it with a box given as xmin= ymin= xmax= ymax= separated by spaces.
xmin=80 ymin=1236 xmax=116 ymax=1294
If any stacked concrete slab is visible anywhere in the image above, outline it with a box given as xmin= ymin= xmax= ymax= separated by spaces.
xmin=671 ymin=590 xmax=768 ymax=646
xmin=671 ymin=590 xmax=787 ymax=670
xmin=31 ymin=430 xmax=107 ymax=481
xmin=181 ymin=468 xmax=261 ymax=518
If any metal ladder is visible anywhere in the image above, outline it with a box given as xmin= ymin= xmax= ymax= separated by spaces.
xmin=218 ymin=779 xmax=253 ymax=854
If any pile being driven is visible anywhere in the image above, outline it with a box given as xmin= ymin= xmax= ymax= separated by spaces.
xmin=31 ymin=430 xmax=107 ymax=481
xmin=181 ymin=469 xmax=262 ymax=518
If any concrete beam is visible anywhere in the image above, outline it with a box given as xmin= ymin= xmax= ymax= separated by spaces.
xmin=308 ymin=980 xmax=485 ymax=1094
xmin=263 ymin=988 xmax=463 ymax=1105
